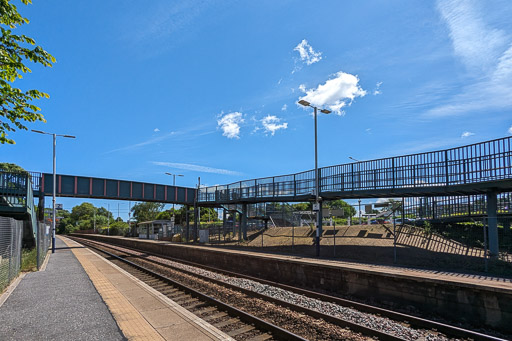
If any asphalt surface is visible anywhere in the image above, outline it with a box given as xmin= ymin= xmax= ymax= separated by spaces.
xmin=0 ymin=237 xmax=126 ymax=341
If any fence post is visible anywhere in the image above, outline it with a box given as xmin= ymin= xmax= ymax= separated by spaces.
xmin=392 ymin=158 xmax=395 ymax=189
xmin=445 ymin=150 xmax=449 ymax=185
xmin=483 ymin=218 xmax=488 ymax=272
xmin=292 ymin=222 xmax=295 ymax=253
xmin=333 ymin=221 xmax=336 ymax=257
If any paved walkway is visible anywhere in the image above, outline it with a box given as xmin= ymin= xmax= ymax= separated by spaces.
xmin=0 ymin=237 xmax=125 ymax=341
xmin=0 ymin=236 xmax=233 ymax=341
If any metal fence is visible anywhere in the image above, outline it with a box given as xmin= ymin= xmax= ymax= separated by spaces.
xmin=192 ymin=204 xmax=512 ymax=276
xmin=36 ymin=222 xmax=51 ymax=269
xmin=0 ymin=217 xmax=23 ymax=291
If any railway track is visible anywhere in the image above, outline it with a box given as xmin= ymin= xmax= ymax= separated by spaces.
xmin=70 ymin=236 xmax=507 ymax=341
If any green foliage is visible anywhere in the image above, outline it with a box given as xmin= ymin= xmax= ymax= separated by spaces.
xmin=0 ymin=162 xmax=28 ymax=174
xmin=131 ymin=202 xmax=164 ymax=223
xmin=156 ymin=210 xmax=171 ymax=220
xmin=324 ymin=199 xmax=356 ymax=218
xmin=0 ymin=0 xmax=55 ymax=144
xmin=292 ymin=202 xmax=311 ymax=211
xmin=102 ymin=221 xmax=130 ymax=236
xmin=55 ymin=202 xmax=112 ymax=233
xmin=20 ymin=247 xmax=37 ymax=272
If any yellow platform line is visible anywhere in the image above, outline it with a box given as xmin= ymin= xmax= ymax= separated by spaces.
xmin=60 ymin=236 xmax=165 ymax=341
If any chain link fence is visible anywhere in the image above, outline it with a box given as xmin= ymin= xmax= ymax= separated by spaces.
xmin=0 ymin=217 xmax=23 ymax=291
xmin=36 ymin=222 xmax=51 ymax=269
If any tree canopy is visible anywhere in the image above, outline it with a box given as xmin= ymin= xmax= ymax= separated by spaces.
xmin=131 ymin=202 xmax=164 ymax=223
xmin=0 ymin=0 xmax=55 ymax=144
xmin=324 ymin=199 xmax=356 ymax=218
xmin=0 ymin=162 xmax=28 ymax=174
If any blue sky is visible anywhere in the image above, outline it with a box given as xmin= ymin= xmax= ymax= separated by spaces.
xmin=3 ymin=0 xmax=512 ymax=218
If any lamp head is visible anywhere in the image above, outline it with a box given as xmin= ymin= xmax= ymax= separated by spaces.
xmin=298 ymin=99 xmax=310 ymax=107
xmin=320 ymin=109 xmax=331 ymax=114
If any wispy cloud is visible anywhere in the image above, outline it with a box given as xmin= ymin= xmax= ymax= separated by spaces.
xmin=152 ymin=161 xmax=242 ymax=176
xmin=128 ymin=1 xmax=214 ymax=45
xmin=154 ymin=128 xmax=160 ymax=132
xmin=261 ymin=115 xmax=288 ymax=136
xmin=281 ymin=104 xmax=287 ymax=111
xmin=217 ymin=112 xmax=244 ymax=139
xmin=425 ymin=0 xmax=512 ymax=117
xmin=461 ymin=131 xmax=474 ymax=138
xmin=294 ymin=39 xmax=323 ymax=66
xmin=298 ymin=71 xmax=367 ymax=115
xmin=508 ymin=125 xmax=512 ymax=135
xmin=106 ymin=131 xmax=176 ymax=154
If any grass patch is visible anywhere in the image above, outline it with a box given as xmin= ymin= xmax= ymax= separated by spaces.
xmin=21 ymin=248 xmax=38 ymax=272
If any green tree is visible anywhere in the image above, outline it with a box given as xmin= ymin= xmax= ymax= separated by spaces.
xmin=131 ymin=202 xmax=164 ymax=223
xmin=0 ymin=0 xmax=55 ymax=144
xmin=324 ymin=199 xmax=356 ymax=218
xmin=292 ymin=202 xmax=311 ymax=211
xmin=155 ymin=210 xmax=171 ymax=220
xmin=0 ymin=162 xmax=28 ymax=174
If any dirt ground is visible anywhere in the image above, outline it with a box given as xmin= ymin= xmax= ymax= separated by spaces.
xmin=207 ymin=224 xmax=512 ymax=275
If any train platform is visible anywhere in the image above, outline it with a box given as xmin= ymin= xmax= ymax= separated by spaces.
xmin=72 ymin=234 xmax=512 ymax=332
xmin=0 ymin=236 xmax=233 ymax=341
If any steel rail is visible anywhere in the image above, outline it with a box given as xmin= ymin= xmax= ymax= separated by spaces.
xmin=72 ymin=237 xmax=506 ymax=341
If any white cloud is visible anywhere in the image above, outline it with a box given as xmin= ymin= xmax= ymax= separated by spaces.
xmin=365 ymin=128 xmax=372 ymax=134
xmin=281 ymin=104 xmax=287 ymax=111
xmin=154 ymin=128 xmax=160 ymax=132
xmin=461 ymin=131 xmax=474 ymax=138
xmin=294 ymin=39 xmax=322 ymax=65
xmin=426 ymin=0 xmax=512 ymax=117
xmin=373 ymin=82 xmax=382 ymax=95
xmin=261 ymin=115 xmax=288 ymax=136
xmin=298 ymin=71 xmax=367 ymax=115
xmin=508 ymin=125 xmax=512 ymax=134
xmin=152 ymin=161 xmax=242 ymax=176
xmin=437 ymin=0 xmax=507 ymax=72
xmin=106 ymin=131 xmax=176 ymax=154
xmin=217 ymin=112 xmax=244 ymax=139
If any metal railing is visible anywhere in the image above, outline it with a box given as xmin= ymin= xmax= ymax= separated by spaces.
xmin=0 ymin=217 xmax=23 ymax=291
xmin=199 ymin=136 xmax=512 ymax=203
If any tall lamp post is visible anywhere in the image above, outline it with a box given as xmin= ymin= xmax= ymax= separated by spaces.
xmin=32 ymin=130 xmax=76 ymax=253
xmin=298 ymin=99 xmax=331 ymax=257
xmin=165 ymin=172 xmax=184 ymax=217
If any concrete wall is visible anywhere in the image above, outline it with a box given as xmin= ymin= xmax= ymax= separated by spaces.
xmin=75 ymin=234 xmax=512 ymax=333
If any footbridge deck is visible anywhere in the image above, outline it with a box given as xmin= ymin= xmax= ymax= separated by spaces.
xmin=198 ymin=136 xmax=512 ymax=205
xmin=34 ymin=174 xmax=196 ymax=205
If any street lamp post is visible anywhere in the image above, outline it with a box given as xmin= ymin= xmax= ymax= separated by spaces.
xmin=298 ymin=100 xmax=331 ymax=257
xmin=32 ymin=130 xmax=75 ymax=253
xmin=165 ymin=172 xmax=184 ymax=218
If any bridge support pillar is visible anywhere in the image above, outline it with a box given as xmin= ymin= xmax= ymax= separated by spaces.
xmin=241 ymin=204 xmax=248 ymax=240
xmin=487 ymin=191 xmax=499 ymax=257
xmin=38 ymin=196 xmax=45 ymax=222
